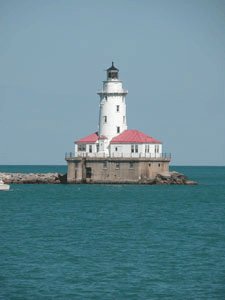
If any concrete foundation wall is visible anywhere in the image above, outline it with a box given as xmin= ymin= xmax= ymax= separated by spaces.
xmin=138 ymin=161 xmax=169 ymax=179
xmin=66 ymin=157 xmax=170 ymax=183
xmin=67 ymin=159 xmax=83 ymax=183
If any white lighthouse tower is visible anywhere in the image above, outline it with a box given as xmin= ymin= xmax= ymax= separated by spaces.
xmin=97 ymin=62 xmax=128 ymax=142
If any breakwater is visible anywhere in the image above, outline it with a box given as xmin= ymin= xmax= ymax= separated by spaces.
xmin=0 ymin=171 xmax=197 ymax=184
xmin=0 ymin=173 xmax=67 ymax=184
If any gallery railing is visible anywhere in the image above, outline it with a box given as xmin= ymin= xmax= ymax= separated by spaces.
xmin=65 ymin=152 xmax=171 ymax=159
xmin=65 ymin=152 xmax=75 ymax=159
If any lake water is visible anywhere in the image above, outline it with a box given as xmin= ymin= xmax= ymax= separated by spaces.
xmin=0 ymin=166 xmax=225 ymax=299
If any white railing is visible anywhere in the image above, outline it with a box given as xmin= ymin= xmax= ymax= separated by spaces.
xmin=97 ymin=91 xmax=128 ymax=95
xmin=65 ymin=152 xmax=171 ymax=159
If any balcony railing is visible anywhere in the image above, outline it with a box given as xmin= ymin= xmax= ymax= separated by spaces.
xmin=65 ymin=152 xmax=75 ymax=159
xmin=65 ymin=152 xmax=171 ymax=159
xmin=97 ymin=90 xmax=128 ymax=95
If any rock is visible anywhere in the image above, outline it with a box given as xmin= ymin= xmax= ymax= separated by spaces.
xmin=0 ymin=173 xmax=67 ymax=184
xmin=185 ymin=180 xmax=198 ymax=185
xmin=144 ymin=172 xmax=197 ymax=185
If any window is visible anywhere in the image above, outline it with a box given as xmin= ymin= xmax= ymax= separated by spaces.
xmin=115 ymin=147 xmax=118 ymax=151
xmin=103 ymin=161 xmax=107 ymax=169
xmin=131 ymin=144 xmax=138 ymax=153
xmin=96 ymin=144 xmax=99 ymax=152
xmin=104 ymin=116 xmax=107 ymax=123
xmin=116 ymin=105 xmax=120 ymax=112
xmin=145 ymin=145 xmax=149 ymax=153
xmin=89 ymin=145 xmax=92 ymax=153
xmin=155 ymin=145 xmax=159 ymax=153
xmin=149 ymin=163 xmax=151 ymax=167
xmin=108 ymin=72 xmax=118 ymax=79
xmin=123 ymin=116 xmax=126 ymax=124
xmin=158 ymin=163 xmax=161 ymax=167
xmin=75 ymin=162 xmax=78 ymax=168
xmin=78 ymin=144 xmax=86 ymax=151
xmin=116 ymin=163 xmax=120 ymax=169
xmin=129 ymin=162 xmax=134 ymax=169
xmin=105 ymin=96 xmax=108 ymax=100
xmin=117 ymin=127 xmax=120 ymax=133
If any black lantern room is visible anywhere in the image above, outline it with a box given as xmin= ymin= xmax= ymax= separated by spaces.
xmin=107 ymin=62 xmax=119 ymax=80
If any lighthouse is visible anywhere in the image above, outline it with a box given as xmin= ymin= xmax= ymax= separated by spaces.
xmin=97 ymin=62 xmax=128 ymax=142
xmin=66 ymin=62 xmax=171 ymax=183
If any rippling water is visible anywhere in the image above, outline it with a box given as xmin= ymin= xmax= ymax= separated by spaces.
xmin=0 ymin=166 xmax=225 ymax=299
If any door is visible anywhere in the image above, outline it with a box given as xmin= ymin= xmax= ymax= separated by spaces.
xmin=86 ymin=167 xmax=92 ymax=178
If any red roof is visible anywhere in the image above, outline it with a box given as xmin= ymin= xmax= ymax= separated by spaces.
xmin=99 ymin=135 xmax=108 ymax=140
xmin=76 ymin=132 xmax=107 ymax=144
xmin=110 ymin=130 xmax=162 ymax=144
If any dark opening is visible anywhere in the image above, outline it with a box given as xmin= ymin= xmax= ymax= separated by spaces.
xmin=86 ymin=167 xmax=92 ymax=178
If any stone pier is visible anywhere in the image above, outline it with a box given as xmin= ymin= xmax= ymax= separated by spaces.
xmin=0 ymin=173 xmax=67 ymax=184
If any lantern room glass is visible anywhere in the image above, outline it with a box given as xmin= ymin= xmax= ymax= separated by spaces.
xmin=108 ymin=71 xmax=118 ymax=79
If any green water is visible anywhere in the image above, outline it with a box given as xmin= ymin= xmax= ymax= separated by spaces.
xmin=0 ymin=166 xmax=225 ymax=299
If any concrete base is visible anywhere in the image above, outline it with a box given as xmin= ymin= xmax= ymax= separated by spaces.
xmin=66 ymin=157 xmax=171 ymax=184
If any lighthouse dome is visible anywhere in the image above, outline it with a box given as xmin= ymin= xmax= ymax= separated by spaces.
xmin=107 ymin=62 xmax=119 ymax=80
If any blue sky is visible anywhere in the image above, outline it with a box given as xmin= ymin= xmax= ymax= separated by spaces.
xmin=0 ymin=0 xmax=224 ymax=165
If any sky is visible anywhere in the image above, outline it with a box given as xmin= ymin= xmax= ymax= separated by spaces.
xmin=0 ymin=0 xmax=224 ymax=165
